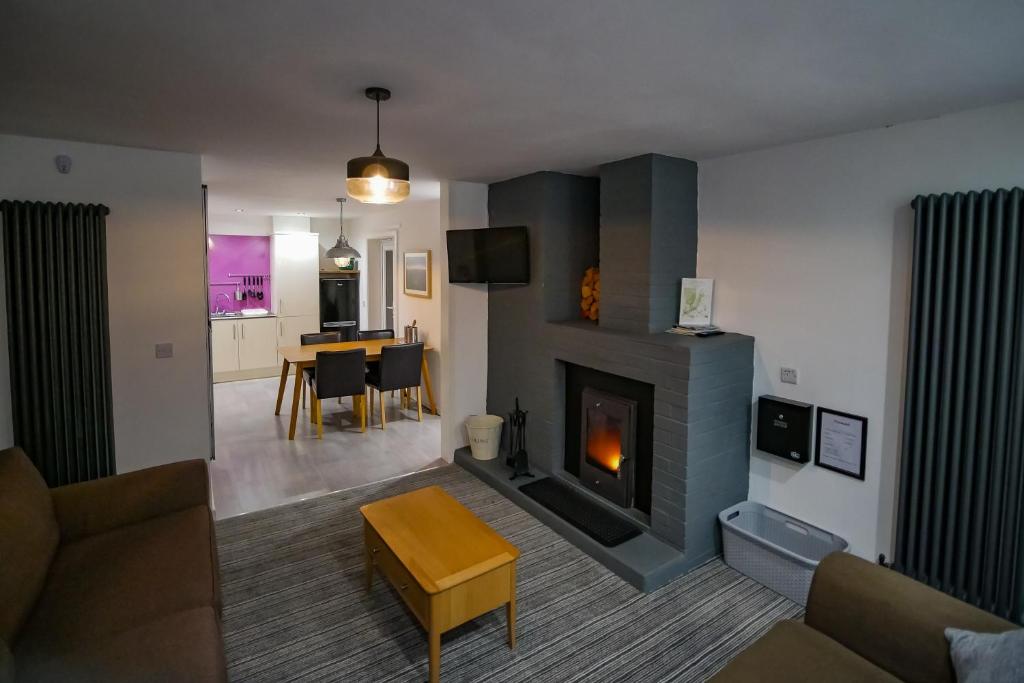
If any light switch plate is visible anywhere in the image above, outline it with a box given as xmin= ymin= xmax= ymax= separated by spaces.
xmin=781 ymin=367 xmax=799 ymax=385
xmin=155 ymin=342 xmax=174 ymax=359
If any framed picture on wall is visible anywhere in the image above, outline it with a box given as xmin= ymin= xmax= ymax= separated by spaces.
xmin=815 ymin=407 xmax=868 ymax=480
xmin=404 ymin=250 xmax=432 ymax=298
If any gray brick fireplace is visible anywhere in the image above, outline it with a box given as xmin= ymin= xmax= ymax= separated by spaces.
xmin=455 ymin=154 xmax=754 ymax=590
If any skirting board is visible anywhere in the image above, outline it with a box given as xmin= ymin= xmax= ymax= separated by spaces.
xmin=213 ymin=366 xmax=280 ymax=383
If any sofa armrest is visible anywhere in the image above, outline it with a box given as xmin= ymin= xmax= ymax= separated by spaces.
xmin=805 ymin=552 xmax=1017 ymax=683
xmin=51 ymin=459 xmax=211 ymax=542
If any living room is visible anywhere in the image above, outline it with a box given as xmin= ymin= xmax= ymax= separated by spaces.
xmin=1 ymin=2 xmax=1023 ymax=682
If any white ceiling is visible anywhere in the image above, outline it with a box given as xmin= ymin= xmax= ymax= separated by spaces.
xmin=2 ymin=1 xmax=1023 ymax=218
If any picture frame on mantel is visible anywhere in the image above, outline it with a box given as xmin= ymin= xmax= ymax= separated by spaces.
xmin=679 ymin=277 xmax=714 ymax=327
xmin=815 ymin=407 xmax=868 ymax=480
xmin=404 ymin=250 xmax=432 ymax=298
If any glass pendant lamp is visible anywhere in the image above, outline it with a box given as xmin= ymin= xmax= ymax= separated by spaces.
xmin=346 ymin=87 xmax=410 ymax=204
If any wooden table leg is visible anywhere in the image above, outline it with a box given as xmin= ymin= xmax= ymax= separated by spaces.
xmin=288 ymin=363 xmax=304 ymax=440
xmin=421 ymin=356 xmax=437 ymax=415
xmin=428 ymin=620 xmax=441 ymax=683
xmin=507 ymin=562 xmax=517 ymax=648
xmin=274 ymin=359 xmax=290 ymax=415
xmin=364 ymin=522 xmax=374 ymax=591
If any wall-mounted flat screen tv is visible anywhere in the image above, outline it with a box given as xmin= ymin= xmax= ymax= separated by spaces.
xmin=446 ymin=226 xmax=530 ymax=284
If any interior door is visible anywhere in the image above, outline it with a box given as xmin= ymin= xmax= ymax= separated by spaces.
xmin=383 ymin=242 xmax=395 ymax=331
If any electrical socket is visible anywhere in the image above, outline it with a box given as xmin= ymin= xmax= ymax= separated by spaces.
xmin=780 ymin=367 xmax=799 ymax=385
xmin=155 ymin=342 xmax=174 ymax=359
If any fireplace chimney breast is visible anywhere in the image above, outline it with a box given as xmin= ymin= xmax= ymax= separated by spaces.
xmin=599 ymin=153 xmax=698 ymax=334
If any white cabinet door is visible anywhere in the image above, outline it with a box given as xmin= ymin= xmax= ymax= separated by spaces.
xmin=271 ymin=233 xmax=319 ymax=317
xmin=238 ymin=317 xmax=279 ymax=370
xmin=210 ymin=320 xmax=239 ymax=373
xmin=277 ymin=314 xmax=320 ymax=364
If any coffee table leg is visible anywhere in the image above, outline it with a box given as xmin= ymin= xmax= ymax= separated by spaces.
xmin=363 ymin=522 xmax=374 ymax=592
xmin=428 ymin=621 xmax=441 ymax=683
xmin=507 ymin=563 xmax=517 ymax=648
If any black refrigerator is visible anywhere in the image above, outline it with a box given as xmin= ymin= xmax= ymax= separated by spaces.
xmin=319 ymin=276 xmax=359 ymax=340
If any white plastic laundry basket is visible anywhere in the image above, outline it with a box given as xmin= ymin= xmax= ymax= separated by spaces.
xmin=719 ymin=501 xmax=848 ymax=606
xmin=466 ymin=415 xmax=504 ymax=460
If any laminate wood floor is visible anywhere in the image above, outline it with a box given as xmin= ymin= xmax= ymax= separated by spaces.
xmin=209 ymin=376 xmax=444 ymax=520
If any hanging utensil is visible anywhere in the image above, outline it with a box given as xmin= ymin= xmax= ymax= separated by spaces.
xmin=241 ymin=276 xmax=247 ymax=301
xmin=257 ymin=275 xmax=264 ymax=301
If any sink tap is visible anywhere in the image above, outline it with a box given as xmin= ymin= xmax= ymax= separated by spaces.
xmin=214 ymin=293 xmax=232 ymax=314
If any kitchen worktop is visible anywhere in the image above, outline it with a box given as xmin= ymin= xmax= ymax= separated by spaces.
xmin=210 ymin=312 xmax=277 ymax=321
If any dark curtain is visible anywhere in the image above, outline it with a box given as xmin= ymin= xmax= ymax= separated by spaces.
xmin=1 ymin=200 xmax=115 ymax=486
xmin=895 ymin=188 xmax=1024 ymax=622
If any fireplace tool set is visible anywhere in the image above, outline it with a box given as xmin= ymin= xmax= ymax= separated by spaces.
xmin=508 ymin=397 xmax=534 ymax=481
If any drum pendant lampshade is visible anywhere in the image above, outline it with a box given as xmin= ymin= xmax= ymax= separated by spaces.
xmin=346 ymin=87 xmax=410 ymax=204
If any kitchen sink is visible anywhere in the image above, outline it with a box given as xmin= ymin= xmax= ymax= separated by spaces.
xmin=211 ymin=312 xmax=242 ymax=318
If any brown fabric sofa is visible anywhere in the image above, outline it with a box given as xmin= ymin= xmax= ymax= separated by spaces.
xmin=712 ymin=552 xmax=1018 ymax=682
xmin=0 ymin=447 xmax=225 ymax=683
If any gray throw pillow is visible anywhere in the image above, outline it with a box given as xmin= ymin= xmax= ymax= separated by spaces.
xmin=945 ymin=627 xmax=1024 ymax=682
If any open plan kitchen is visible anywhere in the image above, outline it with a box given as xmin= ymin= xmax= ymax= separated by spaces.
xmin=205 ymin=201 xmax=443 ymax=519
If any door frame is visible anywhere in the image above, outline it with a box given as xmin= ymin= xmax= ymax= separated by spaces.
xmin=364 ymin=226 xmax=400 ymax=332
xmin=380 ymin=238 xmax=395 ymax=330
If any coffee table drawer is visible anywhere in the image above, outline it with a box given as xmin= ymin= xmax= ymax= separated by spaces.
xmin=366 ymin=524 xmax=429 ymax=624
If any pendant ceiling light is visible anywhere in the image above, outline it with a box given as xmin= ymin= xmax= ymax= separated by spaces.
xmin=325 ymin=197 xmax=361 ymax=261
xmin=346 ymin=87 xmax=410 ymax=204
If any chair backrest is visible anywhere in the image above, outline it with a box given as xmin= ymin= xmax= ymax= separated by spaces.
xmin=301 ymin=332 xmax=342 ymax=346
xmin=314 ymin=349 xmax=367 ymax=399
xmin=358 ymin=329 xmax=395 ymax=341
xmin=376 ymin=342 xmax=423 ymax=392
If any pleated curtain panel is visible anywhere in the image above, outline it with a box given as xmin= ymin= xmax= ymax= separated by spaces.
xmin=895 ymin=187 xmax=1024 ymax=622
xmin=1 ymin=200 xmax=115 ymax=486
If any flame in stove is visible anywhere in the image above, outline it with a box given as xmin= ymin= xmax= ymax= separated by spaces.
xmin=587 ymin=427 xmax=623 ymax=473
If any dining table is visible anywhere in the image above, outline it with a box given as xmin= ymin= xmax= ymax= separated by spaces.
xmin=275 ymin=339 xmax=436 ymax=439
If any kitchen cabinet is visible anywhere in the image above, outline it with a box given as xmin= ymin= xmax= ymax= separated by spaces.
xmin=276 ymin=314 xmax=320 ymax=364
xmin=271 ymin=233 xmax=319 ymax=317
xmin=211 ymin=317 xmax=279 ymax=374
xmin=238 ymin=317 xmax=279 ymax=370
xmin=211 ymin=320 xmax=239 ymax=374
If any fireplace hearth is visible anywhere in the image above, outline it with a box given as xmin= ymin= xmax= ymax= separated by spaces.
xmin=579 ymin=387 xmax=637 ymax=508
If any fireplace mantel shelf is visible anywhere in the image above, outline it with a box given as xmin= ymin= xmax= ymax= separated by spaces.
xmin=547 ymin=318 xmax=754 ymax=351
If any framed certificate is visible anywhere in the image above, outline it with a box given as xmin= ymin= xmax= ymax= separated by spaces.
xmin=814 ymin=408 xmax=867 ymax=480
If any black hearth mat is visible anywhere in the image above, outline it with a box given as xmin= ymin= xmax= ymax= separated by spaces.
xmin=518 ymin=478 xmax=642 ymax=547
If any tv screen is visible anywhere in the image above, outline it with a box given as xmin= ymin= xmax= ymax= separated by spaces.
xmin=446 ymin=226 xmax=530 ymax=284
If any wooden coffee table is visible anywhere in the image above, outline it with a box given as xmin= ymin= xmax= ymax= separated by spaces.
xmin=360 ymin=486 xmax=519 ymax=683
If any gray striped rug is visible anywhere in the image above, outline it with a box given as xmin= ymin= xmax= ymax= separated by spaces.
xmin=217 ymin=465 xmax=801 ymax=682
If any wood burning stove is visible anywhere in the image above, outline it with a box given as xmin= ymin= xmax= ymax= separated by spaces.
xmin=579 ymin=387 xmax=637 ymax=508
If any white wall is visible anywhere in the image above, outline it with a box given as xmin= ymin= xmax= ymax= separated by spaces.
xmin=208 ymin=212 xmax=273 ymax=235
xmin=697 ymin=100 xmax=1024 ymax=559
xmin=0 ymin=134 xmax=212 ymax=471
xmin=439 ymin=181 xmax=490 ymax=460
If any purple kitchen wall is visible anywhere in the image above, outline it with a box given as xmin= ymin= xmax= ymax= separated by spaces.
xmin=208 ymin=234 xmax=272 ymax=314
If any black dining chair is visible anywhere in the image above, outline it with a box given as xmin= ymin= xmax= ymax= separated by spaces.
xmin=309 ymin=349 xmax=367 ymax=437
xmin=357 ymin=328 xmax=395 ymax=396
xmin=300 ymin=332 xmax=342 ymax=409
xmin=366 ymin=342 xmax=424 ymax=429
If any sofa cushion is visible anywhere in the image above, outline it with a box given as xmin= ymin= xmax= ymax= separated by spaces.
xmin=710 ymin=620 xmax=899 ymax=683
xmin=15 ymin=606 xmax=226 ymax=683
xmin=15 ymin=505 xmax=218 ymax=653
xmin=945 ymin=627 xmax=1024 ymax=683
xmin=0 ymin=447 xmax=59 ymax=644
